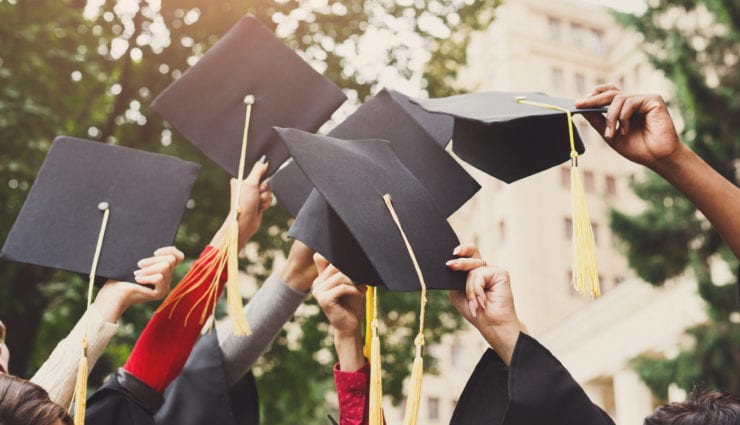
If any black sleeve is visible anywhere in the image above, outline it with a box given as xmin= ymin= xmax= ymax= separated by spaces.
xmin=84 ymin=369 xmax=163 ymax=425
xmin=450 ymin=333 xmax=615 ymax=425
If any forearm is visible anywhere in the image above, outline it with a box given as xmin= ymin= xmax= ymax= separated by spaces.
xmin=31 ymin=306 xmax=118 ymax=406
xmin=478 ymin=322 xmax=527 ymax=367
xmin=652 ymin=144 xmax=740 ymax=257
xmin=334 ymin=331 xmax=365 ymax=372
xmin=217 ymin=272 xmax=309 ymax=388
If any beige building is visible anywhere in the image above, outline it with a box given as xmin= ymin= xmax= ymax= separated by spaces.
xmin=382 ymin=1 xmax=707 ymax=424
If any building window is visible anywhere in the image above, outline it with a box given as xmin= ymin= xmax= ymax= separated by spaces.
xmin=551 ymin=67 xmax=564 ymax=90
xmin=561 ymin=166 xmax=570 ymax=188
xmin=584 ymin=170 xmax=595 ymax=193
xmin=575 ymin=73 xmax=586 ymax=95
xmin=592 ymin=222 xmax=599 ymax=245
xmin=605 ymin=175 xmax=617 ymax=196
xmin=499 ymin=220 xmax=506 ymax=243
xmin=571 ymin=23 xmax=584 ymax=46
xmin=547 ymin=17 xmax=562 ymax=40
xmin=564 ymin=217 xmax=573 ymax=240
xmin=589 ymin=29 xmax=604 ymax=53
xmin=428 ymin=397 xmax=440 ymax=421
xmin=451 ymin=343 xmax=465 ymax=369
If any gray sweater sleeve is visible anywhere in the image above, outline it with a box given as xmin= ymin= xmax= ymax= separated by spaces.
xmin=216 ymin=272 xmax=309 ymax=388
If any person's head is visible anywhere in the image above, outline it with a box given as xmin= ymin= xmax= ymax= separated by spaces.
xmin=645 ymin=390 xmax=740 ymax=425
xmin=0 ymin=374 xmax=73 ymax=425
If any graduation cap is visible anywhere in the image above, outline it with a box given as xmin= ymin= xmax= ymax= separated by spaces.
xmin=275 ymin=127 xmax=465 ymax=425
xmin=151 ymin=14 xmax=347 ymax=178
xmin=413 ymin=92 xmax=604 ymax=297
xmin=151 ymin=15 xmax=346 ymax=335
xmin=0 ymin=136 xmax=200 ymax=424
xmin=1 ymin=136 xmax=200 ymax=281
xmin=269 ymin=88 xmax=474 ymax=218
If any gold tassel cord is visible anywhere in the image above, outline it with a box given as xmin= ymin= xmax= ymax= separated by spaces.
xmin=71 ymin=203 xmax=111 ymax=425
xmin=515 ymin=98 xmax=601 ymax=298
xmin=364 ymin=283 xmax=375 ymax=359
xmin=368 ymin=286 xmax=383 ymax=425
xmin=382 ymin=195 xmax=428 ymax=425
xmin=154 ymin=97 xmax=256 ymax=335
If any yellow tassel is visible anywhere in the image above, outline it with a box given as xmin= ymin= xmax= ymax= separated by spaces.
xmin=155 ymin=96 xmax=257 ymax=335
xmin=363 ymin=285 xmax=375 ymax=359
xmin=570 ymin=157 xmax=600 ymax=297
xmin=515 ymin=97 xmax=601 ymax=298
xmin=382 ymin=195 xmax=429 ymax=425
xmin=368 ymin=287 xmax=383 ymax=425
xmin=72 ymin=341 xmax=88 ymax=425
xmin=402 ymin=337 xmax=424 ymax=425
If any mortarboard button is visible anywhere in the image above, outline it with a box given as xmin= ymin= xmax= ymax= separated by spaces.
xmin=151 ymin=14 xmax=347 ymax=178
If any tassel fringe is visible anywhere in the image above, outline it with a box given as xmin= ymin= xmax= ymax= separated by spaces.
xmin=570 ymin=159 xmax=601 ymax=297
xmin=368 ymin=315 xmax=383 ymax=425
xmin=72 ymin=342 xmax=88 ymax=425
xmin=402 ymin=336 xmax=425 ymax=425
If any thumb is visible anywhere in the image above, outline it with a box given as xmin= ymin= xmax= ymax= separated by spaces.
xmin=313 ymin=252 xmax=330 ymax=274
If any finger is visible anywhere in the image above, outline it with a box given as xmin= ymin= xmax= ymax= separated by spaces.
xmin=582 ymin=112 xmax=607 ymax=136
xmin=153 ymin=246 xmax=185 ymax=262
xmin=137 ymin=255 xmax=168 ymax=268
xmin=135 ymin=272 xmax=164 ymax=285
xmin=322 ymin=283 xmax=365 ymax=304
xmin=245 ymin=158 xmax=269 ymax=186
xmin=575 ymin=89 xmax=620 ymax=109
xmin=319 ymin=271 xmax=353 ymax=292
xmin=134 ymin=260 xmax=171 ymax=277
xmin=465 ymin=270 xmax=479 ymax=318
xmin=446 ymin=257 xmax=487 ymax=272
xmin=618 ymin=95 xmax=650 ymax=135
xmin=452 ymin=243 xmax=481 ymax=259
xmin=588 ymin=83 xmax=620 ymax=97
xmin=259 ymin=190 xmax=272 ymax=210
xmin=604 ymin=94 xmax=628 ymax=140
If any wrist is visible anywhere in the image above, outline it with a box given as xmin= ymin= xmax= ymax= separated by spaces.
xmin=478 ymin=321 xmax=524 ymax=366
xmin=334 ymin=330 xmax=365 ymax=372
xmin=92 ymin=285 xmax=129 ymax=324
xmin=650 ymin=141 xmax=692 ymax=177
xmin=280 ymin=257 xmax=316 ymax=293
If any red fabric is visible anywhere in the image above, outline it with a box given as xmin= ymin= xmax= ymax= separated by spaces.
xmin=124 ymin=245 xmax=226 ymax=393
xmin=334 ymin=361 xmax=373 ymax=425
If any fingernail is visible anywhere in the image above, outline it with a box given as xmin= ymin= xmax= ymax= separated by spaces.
xmin=134 ymin=275 xmax=143 ymax=282
xmin=620 ymin=126 xmax=627 ymax=136
xmin=478 ymin=295 xmax=486 ymax=308
xmin=134 ymin=270 xmax=143 ymax=276
xmin=468 ymin=301 xmax=477 ymax=318
xmin=445 ymin=260 xmax=455 ymax=267
xmin=259 ymin=154 xmax=267 ymax=164
xmin=604 ymin=126 xmax=613 ymax=139
xmin=137 ymin=260 xmax=145 ymax=267
xmin=453 ymin=246 xmax=461 ymax=255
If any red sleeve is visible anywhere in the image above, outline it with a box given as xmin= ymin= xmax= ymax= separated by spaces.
xmin=124 ymin=245 xmax=226 ymax=393
xmin=334 ymin=361 xmax=371 ymax=425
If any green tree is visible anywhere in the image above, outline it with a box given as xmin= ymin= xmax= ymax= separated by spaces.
xmin=614 ymin=0 xmax=740 ymax=399
xmin=0 ymin=0 xmax=498 ymax=422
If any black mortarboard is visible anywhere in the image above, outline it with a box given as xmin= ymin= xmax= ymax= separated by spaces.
xmin=411 ymin=92 xmax=605 ymax=182
xmin=0 ymin=136 xmax=200 ymax=283
xmin=269 ymin=88 xmax=476 ymax=218
xmin=275 ymin=127 xmax=465 ymax=292
xmin=151 ymin=14 xmax=347 ymax=177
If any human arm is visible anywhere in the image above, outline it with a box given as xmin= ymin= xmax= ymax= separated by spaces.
xmin=123 ymin=160 xmax=271 ymax=393
xmin=575 ymin=86 xmax=740 ymax=258
xmin=216 ymin=240 xmax=316 ymax=387
xmin=30 ymin=246 xmax=183 ymax=406
xmin=313 ymin=254 xmax=369 ymax=425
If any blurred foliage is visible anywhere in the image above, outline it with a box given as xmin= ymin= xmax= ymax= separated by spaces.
xmin=0 ymin=0 xmax=498 ymax=422
xmin=613 ymin=0 xmax=740 ymax=400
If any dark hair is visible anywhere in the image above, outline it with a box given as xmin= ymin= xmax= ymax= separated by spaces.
xmin=0 ymin=374 xmax=73 ymax=425
xmin=645 ymin=391 xmax=740 ymax=425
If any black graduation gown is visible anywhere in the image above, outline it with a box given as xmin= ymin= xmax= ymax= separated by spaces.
xmin=450 ymin=333 xmax=615 ymax=425
xmin=85 ymin=332 xmax=259 ymax=425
